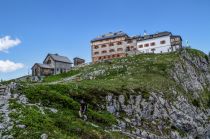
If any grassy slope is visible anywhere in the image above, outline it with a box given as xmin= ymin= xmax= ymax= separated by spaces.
xmin=8 ymin=49 xmax=209 ymax=138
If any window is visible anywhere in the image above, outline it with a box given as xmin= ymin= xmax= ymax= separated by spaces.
xmin=47 ymin=60 xmax=51 ymax=64
xmin=101 ymin=44 xmax=107 ymax=48
xmin=138 ymin=45 xmax=143 ymax=48
xmin=131 ymin=46 xmax=134 ymax=49
xmin=109 ymin=43 xmax=114 ymax=46
xmin=108 ymin=55 xmax=111 ymax=59
xmin=175 ymin=38 xmax=179 ymax=41
xmin=104 ymin=56 xmax=106 ymax=59
xmin=160 ymin=40 xmax=166 ymax=44
xmin=127 ymin=40 xmax=133 ymax=44
xmin=150 ymin=42 xmax=155 ymax=46
xmin=94 ymin=45 xmax=99 ymax=49
xmin=126 ymin=47 xmax=131 ymax=51
xmin=117 ymin=48 xmax=123 ymax=51
xmin=112 ymin=55 xmax=115 ymax=58
xmin=102 ymin=50 xmax=107 ymax=54
xmin=94 ymin=52 xmax=99 ymax=55
xmin=109 ymin=49 xmax=115 ymax=52
xmin=144 ymin=43 xmax=149 ymax=47
xmin=117 ymin=54 xmax=120 ymax=57
xmin=117 ymin=42 xmax=122 ymax=45
xmin=99 ymin=57 xmax=102 ymax=60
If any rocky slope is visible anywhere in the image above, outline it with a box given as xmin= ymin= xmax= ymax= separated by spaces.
xmin=1 ymin=48 xmax=210 ymax=139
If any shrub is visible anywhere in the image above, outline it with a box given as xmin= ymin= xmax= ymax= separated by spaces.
xmin=192 ymin=99 xmax=200 ymax=107
xmin=205 ymin=55 xmax=209 ymax=62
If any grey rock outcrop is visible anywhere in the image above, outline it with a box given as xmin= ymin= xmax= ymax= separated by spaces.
xmin=106 ymin=92 xmax=209 ymax=138
xmin=172 ymin=49 xmax=210 ymax=97
xmin=105 ymin=50 xmax=210 ymax=138
xmin=0 ymin=85 xmax=14 ymax=139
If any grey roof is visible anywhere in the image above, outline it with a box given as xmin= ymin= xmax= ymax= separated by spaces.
xmin=73 ymin=57 xmax=85 ymax=60
xmin=35 ymin=63 xmax=54 ymax=69
xmin=48 ymin=54 xmax=73 ymax=64
xmin=171 ymin=35 xmax=182 ymax=40
xmin=91 ymin=31 xmax=128 ymax=42
xmin=138 ymin=31 xmax=172 ymax=41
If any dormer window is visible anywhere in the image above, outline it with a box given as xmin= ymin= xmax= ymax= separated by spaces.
xmin=47 ymin=60 xmax=51 ymax=64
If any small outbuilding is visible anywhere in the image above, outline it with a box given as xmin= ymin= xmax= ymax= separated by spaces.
xmin=73 ymin=57 xmax=85 ymax=66
xmin=32 ymin=53 xmax=73 ymax=77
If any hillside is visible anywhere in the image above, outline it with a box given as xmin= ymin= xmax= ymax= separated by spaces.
xmin=1 ymin=48 xmax=210 ymax=139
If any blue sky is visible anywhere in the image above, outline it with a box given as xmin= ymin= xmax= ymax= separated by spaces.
xmin=0 ymin=0 xmax=210 ymax=80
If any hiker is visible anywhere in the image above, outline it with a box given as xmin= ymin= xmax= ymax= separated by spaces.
xmin=79 ymin=99 xmax=87 ymax=120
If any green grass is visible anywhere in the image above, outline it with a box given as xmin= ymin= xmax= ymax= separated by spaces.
xmin=43 ymin=69 xmax=81 ymax=82
xmin=7 ymin=48 xmax=210 ymax=138
xmin=9 ymin=85 xmax=118 ymax=139
xmin=185 ymin=48 xmax=208 ymax=60
xmin=9 ymin=100 xmax=113 ymax=139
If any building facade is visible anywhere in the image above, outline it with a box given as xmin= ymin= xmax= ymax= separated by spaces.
xmin=73 ymin=57 xmax=85 ymax=66
xmin=32 ymin=54 xmax=72 ymax=77
xmin=32 ymin=63 xmax=54 ymax=76
xmin=137 ymin=32 xmax=182 ymax=53
xmin=91 ymin=31 xmax=182 ymax=63
xmin=91 ymin=31 xmax=138 ymax=63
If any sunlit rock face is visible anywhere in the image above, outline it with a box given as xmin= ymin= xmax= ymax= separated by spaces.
xmin=104 ymin=50 xmax=210 ymax=139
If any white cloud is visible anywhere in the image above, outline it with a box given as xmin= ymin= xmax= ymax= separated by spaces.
xmin=0 ymin=60 xmax=24 ymax=73
xmin=0 ymin=36 xmax=21 ymax=52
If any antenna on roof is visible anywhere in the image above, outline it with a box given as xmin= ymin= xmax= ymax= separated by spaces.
xmin=144 ymin=30 xmax=147 ymax=36
xmin=186 ymin=40 xmax=190 ymax=47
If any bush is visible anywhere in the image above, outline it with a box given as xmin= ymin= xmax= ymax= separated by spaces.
xmin=22 ymin=85 xmax=79 ymax=109
xmin=192 ymin=99 xmax=200 ymax=107
xmin=205 ymin=55 xmax=209 ymax=62
xmin=88 ymin=110 xmax=117 ymax=127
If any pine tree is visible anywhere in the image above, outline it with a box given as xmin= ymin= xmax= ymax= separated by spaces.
xmin=209 ymin=52 xmax=210 ymax=57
